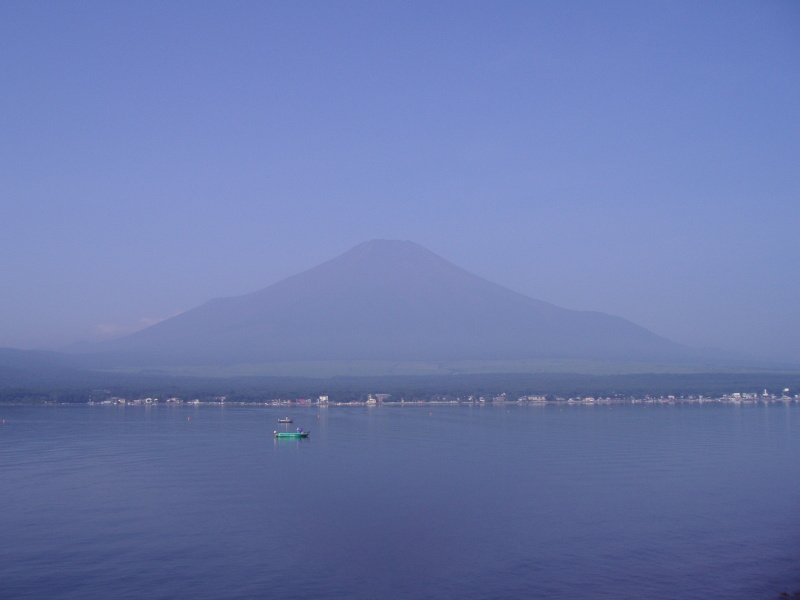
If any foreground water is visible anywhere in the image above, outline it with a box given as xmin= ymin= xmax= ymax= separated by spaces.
xmin=1 ymin=403 xmax=798 ymax=599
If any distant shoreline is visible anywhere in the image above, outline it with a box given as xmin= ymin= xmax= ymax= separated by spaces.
xmin=3 ymin=393 xmax=798 ymax=408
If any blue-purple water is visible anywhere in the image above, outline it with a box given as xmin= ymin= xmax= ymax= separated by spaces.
xmin=1 ymin=403 xmax=798 ymax=599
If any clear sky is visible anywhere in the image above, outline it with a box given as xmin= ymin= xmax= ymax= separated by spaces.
xmin=2 ymin=1 xmax=798 ymax=362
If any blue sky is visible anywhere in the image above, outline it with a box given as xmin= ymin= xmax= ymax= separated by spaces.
xmin=1 ymin=1 xmax=798 ymax=361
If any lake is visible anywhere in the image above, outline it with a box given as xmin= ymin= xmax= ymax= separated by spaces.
xmin=1 ymin=403 xmax=798 ymax=599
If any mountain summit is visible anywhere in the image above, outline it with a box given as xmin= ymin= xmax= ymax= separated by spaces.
xmin=88 ymin=239 xmax=693 ymax=366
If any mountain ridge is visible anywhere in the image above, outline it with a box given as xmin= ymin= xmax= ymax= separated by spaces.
xmin=74 ymin=239 xmax=704 ymax=368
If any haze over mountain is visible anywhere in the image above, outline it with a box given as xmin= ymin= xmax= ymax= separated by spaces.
xmin=72 ymin=240 xmax=704 ymax=368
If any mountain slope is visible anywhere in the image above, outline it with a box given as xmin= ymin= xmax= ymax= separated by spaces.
xmin=84 ymin=240 xmax=696 ymax=366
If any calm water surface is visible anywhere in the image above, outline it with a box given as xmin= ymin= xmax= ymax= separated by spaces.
xmin=1 ymin=403 xmax=798 ymax=599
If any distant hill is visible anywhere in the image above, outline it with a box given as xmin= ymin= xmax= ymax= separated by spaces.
xmin=72 ymin=239 xmax=707 ymax=368
xmin=0 ymin=347 xmax=80 ymax=372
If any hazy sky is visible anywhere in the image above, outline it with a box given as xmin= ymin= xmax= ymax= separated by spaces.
xmin=2 ymin=1 xmax=798 ymax=362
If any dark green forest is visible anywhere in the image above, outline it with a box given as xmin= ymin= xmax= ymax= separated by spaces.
xmin=2 ymin=365 xmax=798 ymax=404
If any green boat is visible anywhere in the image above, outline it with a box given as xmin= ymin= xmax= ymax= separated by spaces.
xmin=274 ymin=429 xmax=309 ymax=439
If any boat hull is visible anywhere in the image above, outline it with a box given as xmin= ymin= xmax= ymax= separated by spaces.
xmin=274 ymin=432 xmax=309 ymax=438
